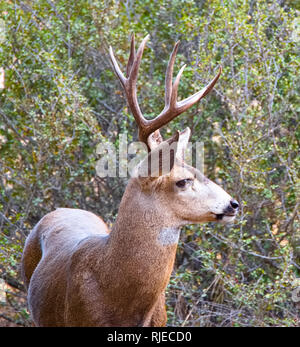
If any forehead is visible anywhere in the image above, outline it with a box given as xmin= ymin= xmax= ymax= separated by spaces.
xmin=171 ymin=163 xmax=194 ymax=180
xmin=171 ymin=163 xmax=209 ymax=183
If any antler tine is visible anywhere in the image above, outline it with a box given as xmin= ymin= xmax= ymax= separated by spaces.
xmin=170 ymin=64 xmax=186 ymax=107
xmin=109 ymin=46 xmax=126 ymax=88
xmin=126 ymin=33 xmax=135 ymax=78
xmin=148 ymin=41 xmax=181 ymax=149
xmin=128 ymin=34 xmax=149 ymax=85
xmin=176 ymin=66 xmax=222 ymax=113
xmin=165 ymin=41 xmax=180 ymax=107
xmin=125 ymin=34 xmax=150 ymax=133
xmin=109 ymin=35 xmax=150 ymax=142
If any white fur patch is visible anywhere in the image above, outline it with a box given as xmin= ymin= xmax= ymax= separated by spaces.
xmin=157 ymin=227 xmax=181 ymax=246
xmin=219 ymin=215 xmax=236 ymax=224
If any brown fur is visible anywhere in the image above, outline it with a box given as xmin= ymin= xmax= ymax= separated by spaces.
xmin=22 ymin=179 xmax=176 ymax=326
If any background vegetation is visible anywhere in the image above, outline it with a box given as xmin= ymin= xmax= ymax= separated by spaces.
xmin=0 ymin=0 xmax=299 ymax=326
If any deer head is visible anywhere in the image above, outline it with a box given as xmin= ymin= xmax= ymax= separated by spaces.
xmin=109 ymin=34 xmax=239 ymax=227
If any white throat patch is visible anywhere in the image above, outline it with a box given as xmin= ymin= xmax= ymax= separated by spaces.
xmin=157 ymin=227 xmax=181 ymax=246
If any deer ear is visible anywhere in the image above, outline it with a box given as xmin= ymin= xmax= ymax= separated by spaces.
xmin=133 ymin=132 xmax=179 ymax=178
xmin=176 ymin=127 xmax=191 ymax=163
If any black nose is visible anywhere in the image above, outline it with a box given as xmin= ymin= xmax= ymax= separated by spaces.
xmin=230 ymin=199 xmax=239 ymax=210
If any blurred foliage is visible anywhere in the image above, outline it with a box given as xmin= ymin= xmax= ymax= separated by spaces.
xmin=0 ymin=0 xmax=299 ymax=326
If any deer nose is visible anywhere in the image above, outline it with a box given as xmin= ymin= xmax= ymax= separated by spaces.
xmin=230 ymin=199 xmax=239 ymax=210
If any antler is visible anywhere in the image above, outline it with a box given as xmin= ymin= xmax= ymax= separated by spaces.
xmin=109 ymin=34 xmax=222 ymax=149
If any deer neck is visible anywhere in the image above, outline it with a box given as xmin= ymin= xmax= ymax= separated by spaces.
xmin=107 ymin=179 xmax=180 ymax=286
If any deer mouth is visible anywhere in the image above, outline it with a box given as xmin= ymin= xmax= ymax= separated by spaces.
xmin=215 ymin=213 xmax=236 ymax=221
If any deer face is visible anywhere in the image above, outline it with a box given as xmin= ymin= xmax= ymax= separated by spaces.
xmin=165 ymin=164 xmax=238 ymax=224
xmin=136 ymin=164 xmax=238 ymax=226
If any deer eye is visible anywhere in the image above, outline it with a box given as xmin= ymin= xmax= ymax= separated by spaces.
xmin=175 ymin=179 xmax=193 ymax=188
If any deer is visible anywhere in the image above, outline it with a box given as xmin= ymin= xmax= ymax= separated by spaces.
xmin=21 ymin=34 xmax=239 ymax=327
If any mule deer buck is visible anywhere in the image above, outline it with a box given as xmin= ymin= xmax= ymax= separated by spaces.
xmin=21 ymin=34 xmax=239 ymax=326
